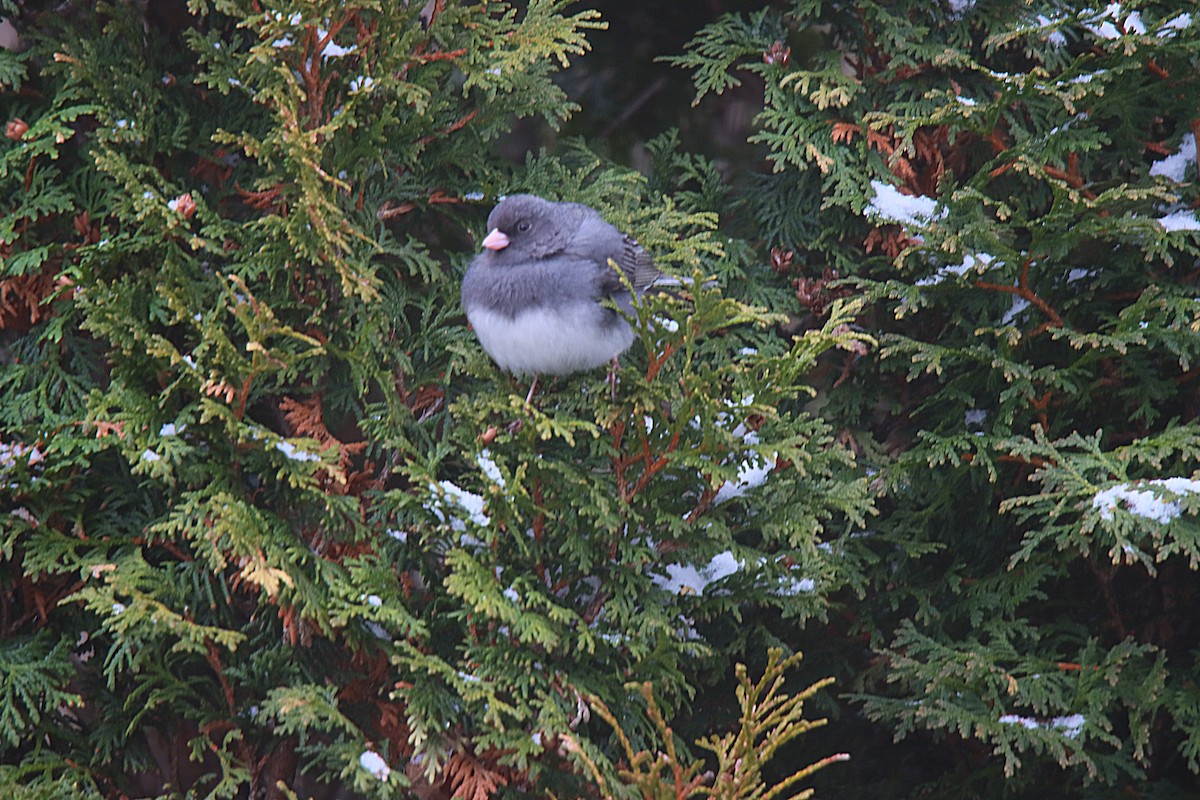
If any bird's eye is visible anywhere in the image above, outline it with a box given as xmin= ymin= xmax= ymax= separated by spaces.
xmin=516 ymin=221 xmax=532 ymax=232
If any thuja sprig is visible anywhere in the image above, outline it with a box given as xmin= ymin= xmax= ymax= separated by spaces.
xmin=565 ymin=648 xmax=847 ymax=800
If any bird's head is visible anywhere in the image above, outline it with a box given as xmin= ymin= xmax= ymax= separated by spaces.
xmin=479 ymin=194 xmax=584 ymax=261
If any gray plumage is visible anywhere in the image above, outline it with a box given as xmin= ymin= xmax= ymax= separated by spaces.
xmin=461 ymin=194 xmax=661 ymax=377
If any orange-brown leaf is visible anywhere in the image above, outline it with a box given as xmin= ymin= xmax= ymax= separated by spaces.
xmin=280 ymin=395 xmax=332 ymax=445
xmin=445 ymin=750 xmax=509 ymax=800
xmin=0 ymin=271 xmax=56 ymax=331
xmin=830 ymin=121 xmax=860 ymax=144
xmin=864 ymin=127 xmax=895 ymax=156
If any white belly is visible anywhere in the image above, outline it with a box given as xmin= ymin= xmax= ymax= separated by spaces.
xmin=467 ymin=305 xmax=635 ymax=376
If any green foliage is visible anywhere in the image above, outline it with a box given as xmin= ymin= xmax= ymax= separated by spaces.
xmin=670 ymin=0 xmax=1200 ymax=796
xmin=14 ymin=0 xmax=1199 ymax=796
xmin=0 ymin=633 xmax=81 ymax=748
xmin=1 ymin=1 xmax=863 ymax=798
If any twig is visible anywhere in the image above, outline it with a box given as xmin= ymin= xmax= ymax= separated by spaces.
xmin=975 ymin=257 xmax=1064 ymax=332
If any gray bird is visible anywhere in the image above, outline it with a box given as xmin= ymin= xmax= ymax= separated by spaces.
xmin=461 ymin=194 xmax=662 ymax=393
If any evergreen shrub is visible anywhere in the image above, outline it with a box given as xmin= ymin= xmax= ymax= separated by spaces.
xmin=1 ymin=2 xmax=863 ymax=797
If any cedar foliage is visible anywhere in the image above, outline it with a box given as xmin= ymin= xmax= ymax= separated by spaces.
xmin=667 ymin=0 xmax=1200 ymax=796
xmin=571 ymin=649 xmax=848 ymax=800
xmin=1 ymin=1 xmax=862 ymax=798
xmin=7 ymin=0 xmax=1200 ymax=799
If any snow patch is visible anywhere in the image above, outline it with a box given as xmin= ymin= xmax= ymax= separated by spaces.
xmin=1150 ymin=134 xmax=1196 ymax=182
xmin=652 ymin=550 xmax=742 ymax=595
xmin=1055 ymin=714 xmax=1086 ymax=738
xmin=478 ymin=450 xmax=505 ymax=487
xmin=1001 ymin=295 xmax=1031 ymax=325
xmin=1 ymin=441 xmax=44 ymax=470
xmin=359 ymin=750 xmax=391 ymax=781
xmin=917 ymin=252 xmax=995 ymax=286
xmin=710 ymin=394 xmax=776 ymax=503
xmin=319 ymin=32 xmax=355 ymax=59
xmin=779 ymin=576 xmax=816 ymax=594
xmin=1034 ymin=14 xmax=1068 ymax=47
xmin=1093 ymin=477 xmax=1200 ymax=524
xmin=866 ymin=181 xmax=947 ymax=228
xmin=1157 ymin=211 xmax=1200 ymax=232
xmin=429 ymin=480 xmax=490 ymax=529
xmin=1158 ymin=13 xmax=1192 ymax=38
xmin=713 ymin=458 xmax=774 ymax=504
xmin=1085 ymin=3 xmax=1145 ymax=39
xmin=999 ymin=713 xmax=1086 ymax=739
xmin=276 ymin=440 xmax=321 ymax=462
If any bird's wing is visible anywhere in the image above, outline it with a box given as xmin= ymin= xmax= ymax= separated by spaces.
xmin=607 ymin=234 xmax=664 ymax=294
xmin=568 ymin=208 xmax=664 ymax=297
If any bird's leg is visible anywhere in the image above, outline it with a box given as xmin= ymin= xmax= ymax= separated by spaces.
xmin=524 ymin=374 xmax=541 ymax=406
xmin=501 ymin=374 xmax=540 ymax=434
xmin=608 ymin=356 xmax=619 ymax=401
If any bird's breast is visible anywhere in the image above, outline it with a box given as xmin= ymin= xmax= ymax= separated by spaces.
xmin=465 ymin=303 xmax=635 ymax=376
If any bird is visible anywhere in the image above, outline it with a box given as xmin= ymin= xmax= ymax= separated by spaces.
xmin=461 ymin=194 xmax=663 ymax=400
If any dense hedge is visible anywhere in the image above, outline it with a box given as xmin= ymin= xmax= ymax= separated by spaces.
xmin=2 ymin=2 xmax=1199 ymax=799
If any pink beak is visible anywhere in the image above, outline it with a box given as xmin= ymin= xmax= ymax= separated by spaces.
xmin=481 ymin=228 xmax=509 ymax=251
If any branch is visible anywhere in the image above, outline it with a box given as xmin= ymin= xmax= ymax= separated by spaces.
xmin=975 ymin=258 xmax=1064 ymax=332
xmin=623 ymin=429 xmax=680 ymax=502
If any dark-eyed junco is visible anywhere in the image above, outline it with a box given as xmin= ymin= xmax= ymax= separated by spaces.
xmin=461 ymin=194 xmax=663 ymax=389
